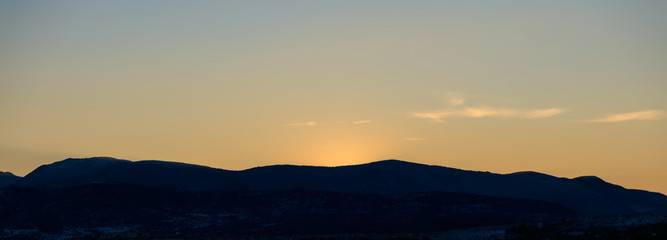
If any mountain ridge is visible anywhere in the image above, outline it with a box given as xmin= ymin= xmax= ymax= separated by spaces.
xmin=0 ymin=171 xmax=20 ymax=188
xmin=6 ymin=157 xmax=667 ymax=215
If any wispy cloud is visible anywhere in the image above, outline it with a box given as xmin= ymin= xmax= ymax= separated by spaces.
xmin=411 ymin=112 xmax=452 ymax=122
xmin=285 ymin=121 xmax=317 ymax=126
xmin=403 ymin=137 xmax=424 ymax=141
xmin=353 ymin=120 xmax=373 ymax=125
xmin=286 ymin=119 xmax=373 ymax=126
xmin=585 ymin=110 xmax=666 ymax=123
xmin=412 ymin=94 xmax=565 ymax=122
xmin=524 ymin=108 xmax=566 ymax=119
xmin=444 ymin=93 xmax=465 ymax=107
xmin=411 ymin=107 xmax=565 ymax=122
xmin=460 ymin=107 xmax=517 ymax=118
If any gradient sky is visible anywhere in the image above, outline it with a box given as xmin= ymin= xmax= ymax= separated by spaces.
xmin=1 ymin=1 xmax=666 ymax=193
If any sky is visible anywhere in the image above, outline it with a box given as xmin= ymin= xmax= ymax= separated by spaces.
xmin=1 ymin=1 xmax=666 ymax=194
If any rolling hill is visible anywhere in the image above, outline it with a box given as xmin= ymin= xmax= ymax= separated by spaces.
xmin=10 ymin=157 xmax=667 ymax=215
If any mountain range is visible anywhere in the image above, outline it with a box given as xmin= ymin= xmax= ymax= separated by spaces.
xmin=2 ymin=157 xmax=667 ymax=238
xmin=5 ymin=157 xmax=667 ymax=215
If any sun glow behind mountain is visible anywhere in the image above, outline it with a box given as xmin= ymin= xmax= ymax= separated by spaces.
xmin=1 ymin=1 xmax=666 ymax=194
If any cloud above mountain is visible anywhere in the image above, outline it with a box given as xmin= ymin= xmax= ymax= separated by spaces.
xmin=353 ymin=120 xmax=372 ymax=125
xmin=585 ymin=110 xmax=666 ymax=123
xmin=443 ymin=93 xmax=465 ymax=107
xmin=403 ymin=137 xmax=424 ymax=141
xmin=286 ymin=120 xmax=373 ymax=126
xmin=411 ymin=107 xmax=565 ymax=122
xmin=286 ymin=121 xmax=318 ymax=126
xmin=411 ymin=95 xmax=564 ymax=122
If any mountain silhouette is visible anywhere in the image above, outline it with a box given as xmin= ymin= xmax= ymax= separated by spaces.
xmin=0 ymin=171 xmax=20 ymax=187
xmin=11 ymin=157 xmax=667 ymax=215
xmin=17 ymin=157 xmax=242 ymax=191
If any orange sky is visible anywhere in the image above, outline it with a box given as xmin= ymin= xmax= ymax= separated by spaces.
xmin=1 ymin=1 xmax=666 ymax=194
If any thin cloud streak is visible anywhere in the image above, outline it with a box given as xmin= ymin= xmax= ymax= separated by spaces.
xmin=585 ymin=110 xmax=666 ymax=123
xmin=412 ymin=95 xmax=565 ymax=122
xmin=353 ymin=120 xmax=373 ymax=125
xmin=411 ymin=112 xmax=452 ymax=123
xmin=443 ymin=92 xmax=465 ymax=106
xmin=403 ymin=137 xmax=424 ymax=141
xmin=446 ymin=96 xmax=464 ymax=106
xmin=285 ymin=121 xmax=317 ymax=126
xmin=286 ymin=120 xmax=373 ymax=126
xmin=411 ymin=107 xmax=565 ymax=122
xmin=460 ymin=107 xmax=517 ymax=118
xmin=525 ymin=108 xmax=566 ymax=119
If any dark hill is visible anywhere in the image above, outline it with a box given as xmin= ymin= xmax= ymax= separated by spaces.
xmin=18 ymin=157 xmax=244 ymax=191
xmin=11 ymin=157 xmax=667 ymax=215
xmin=0 ymin=183 xmax=577 ymax=235
xmin=0 ymin=171 xmax=21 ymax=188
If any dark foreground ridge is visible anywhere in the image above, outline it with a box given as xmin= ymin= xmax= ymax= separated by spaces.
xmin=12 ymin=157 xmax=667 ymax=215
xmin=0 ymin=183 xmax=576 ymax=237
xmin=1 ymin=157 xmax=666 ymax=239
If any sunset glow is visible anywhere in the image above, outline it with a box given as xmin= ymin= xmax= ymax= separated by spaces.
xmin=1 ymin=1 xmax=666 ymax=194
